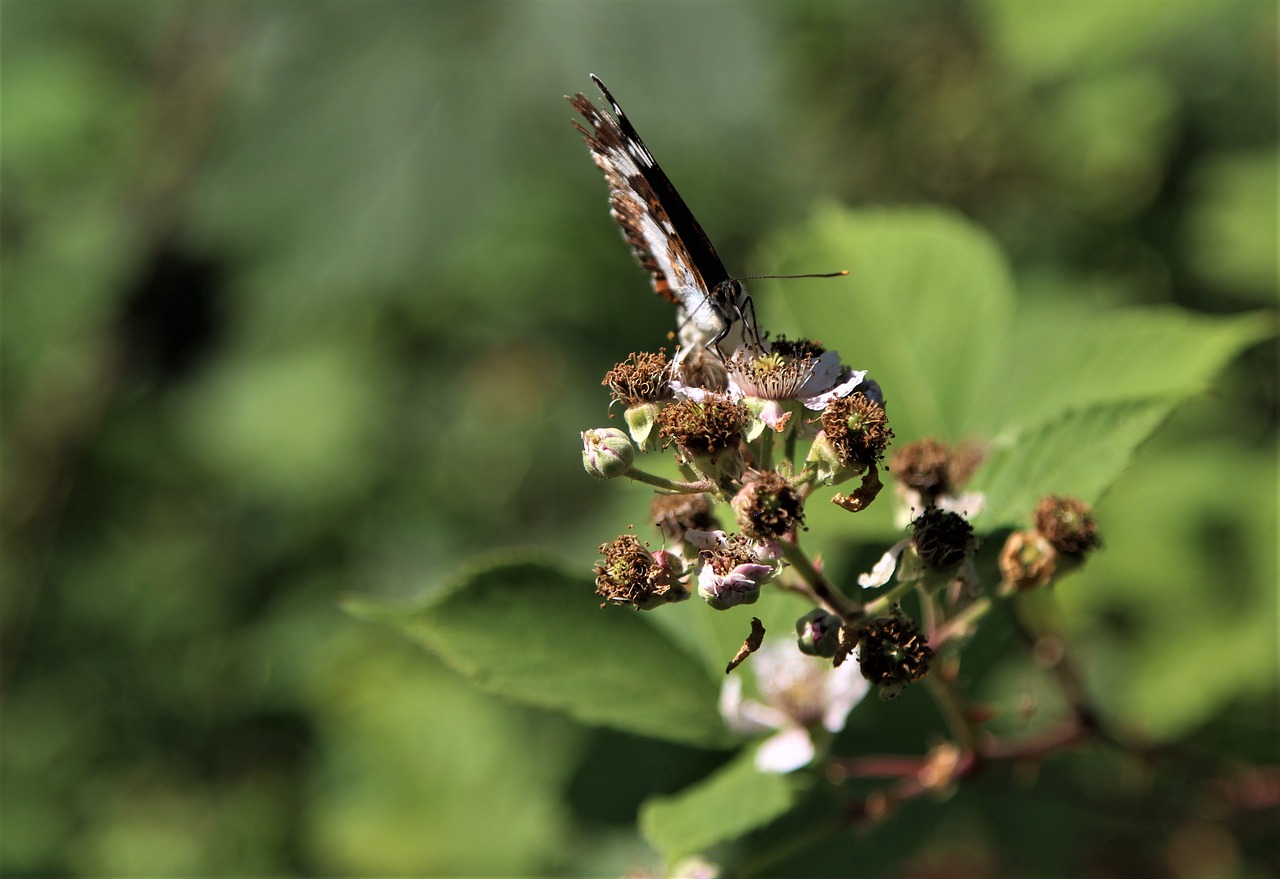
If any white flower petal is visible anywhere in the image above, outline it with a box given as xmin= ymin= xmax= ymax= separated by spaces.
xmin=939 ymin=491 xmax=986 ymax=520
xmin=857 ymin=539 xmax=909 ymax=588
xmin=822 ymin=659 xmax=871 ymax=732
xmin=754 ymin=726 xmax=816 ymax=774
xmin=719 ymin=675 xmax=790 ymax=733
xmin=669 ymin=378 xmax=717 ymax=403
xmin=796 ymin=350 xmax=843 ymax=396
xmin=800 ymin=368 xmax=867 ymax=410
xmin=685 ymin=529 xmax=729 ymax=551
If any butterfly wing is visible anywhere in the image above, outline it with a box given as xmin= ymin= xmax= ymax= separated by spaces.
xmin=569 ymin=75 xmax=745 ymax=349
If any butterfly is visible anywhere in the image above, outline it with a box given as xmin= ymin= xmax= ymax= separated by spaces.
xmin=568 ymin=74 xmax=756 ymax=356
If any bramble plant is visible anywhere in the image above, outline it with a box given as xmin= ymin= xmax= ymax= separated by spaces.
xmin=348 ymin=206 xmax=1272 ymax=874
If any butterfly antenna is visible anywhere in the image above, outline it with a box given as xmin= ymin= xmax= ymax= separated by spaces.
xmin=733 ymin=270 xmax=849 ymax=281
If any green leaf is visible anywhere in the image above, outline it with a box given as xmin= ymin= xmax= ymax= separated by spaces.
xmin=761 ymin=204 xmax=1015 ymax=442
xmin=987 ymin=306 xmax=1273 ymax=435
xmin=762 ymin=204 xmax=1274 ymax=529
xmin=639 ymin=746 xmax=806 ymax=862
xmin=977 ymin=399 xmax=1173 ymax=527
xmin=976 ymin=307 xmax=1272 ymax=526
xmin=343 ymin=556 xmax=729 ymax=748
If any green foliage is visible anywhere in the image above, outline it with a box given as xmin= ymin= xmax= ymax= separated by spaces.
xmin=346 ymin=558 xmax=729 ymax=748
xmin=640 ymin=747 xmax=806 ymax=862
xmin=3 ymin=1 xmax=1274 ymax=876
xmin=765 ymin=207 xmax=1271 ymax=527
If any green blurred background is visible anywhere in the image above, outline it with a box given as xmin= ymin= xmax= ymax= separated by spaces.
xmin=3 ymin=1 xmax=1275 ymax=875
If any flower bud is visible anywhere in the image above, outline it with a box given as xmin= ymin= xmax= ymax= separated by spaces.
xmin=697 ymin=564 xmax=768 ymax=610
xmin=581 ymin=428 xmax=634 ymax=479
xmin=795 ymin=608 xmax=841 ymax=657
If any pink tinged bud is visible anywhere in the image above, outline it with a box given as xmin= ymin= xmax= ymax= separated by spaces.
xmin=581 ymin=428 xmax=634 ymax=479
xmin=796 ymin=608 xmax=841 ymax=657
xmin=697 ymin=562 xmax=771 ymax=610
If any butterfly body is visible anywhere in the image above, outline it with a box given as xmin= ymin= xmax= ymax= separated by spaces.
xmin=569 ymin=75 xmax=753 ymax=355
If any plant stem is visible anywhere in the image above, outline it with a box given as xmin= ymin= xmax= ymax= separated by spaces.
xmin=861 ymin=574 xmax=920 ymax=618
xmin=925 ymin=671 xmax=978 ymax=757
xmin=931 ymin=595 xmax=992 ymax=646
xmin=623 ymin=467 xmax=714 ymax=494
xmin=778 ymin=538 xmax=862 ymax=619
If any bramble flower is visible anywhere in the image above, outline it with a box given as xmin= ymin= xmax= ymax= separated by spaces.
xmin=999 ymin=495 xmax=1102 ymax=591
xmin=673 ymin=338 xmax=868 ymax=436
xmin=857 ymin=508 xmax=978 ymax=590
xmin=687 ymin=529 xmax=779 ymax=609
xmin=656 ymin=396 xmax=749 ymax=483
xmin=719 ymin=641 xmax=870 ymax=773
xmin=819 ymin=391 xmax=893 ymax=469
xmin=1034 ymin=495 xmax=1102 ymax=558
xmin=594 ymin=534 xmax=688 ymax=610
xmin=603 ymin=351 xmax=674 ymax=448
xmin=651 ymin=492 xmax=719 ymax=547
xmin=998 ymin=530 xmax=1057 ymax=592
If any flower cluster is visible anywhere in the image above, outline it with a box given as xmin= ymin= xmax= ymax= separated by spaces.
xmin=583 ymin=321 xmax=1103 ymax=773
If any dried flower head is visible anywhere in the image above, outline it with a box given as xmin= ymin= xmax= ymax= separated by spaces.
xmin=650 ymin=492 xmax=719 ymax=545
xmin=851 ymin=613 xmax=934 ymax=697
xmin=603 ymin=350 xmax=673 ymax=407
xmin=1034 ymin=495 xmax=1101 ymax=557
xmin=594 ymin=534 xmax=688 ymax=610
xmin=732 ymin=470 xmax=805 ymax=541
xmin=890 ymin=438 xmax=983 ymax=506
xmin=819 ymin=391 xmax=893 ymax=469
xmin=998 ymin=529 xmax=1057 ymax=592
xmin=656 ymin=396 xmax=748 ymax=459
xmin=910 ymin=507 xmax=977 ymax=573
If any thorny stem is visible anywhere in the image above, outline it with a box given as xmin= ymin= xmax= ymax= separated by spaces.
xmin=623 ymin=467 xmax=715 ymax=494
xmin=778 ymin=538 xmax=862 ymax=620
